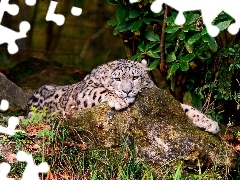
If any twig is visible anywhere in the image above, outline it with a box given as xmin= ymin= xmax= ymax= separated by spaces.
xmin=160 ymin=4 xmax=168 ymax=75
xmin=79 ymin=24 xmax=109 ymax=59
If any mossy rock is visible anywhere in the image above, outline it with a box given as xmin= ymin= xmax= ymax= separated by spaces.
xmin=63 ymin=88 xmax=236 ymax=175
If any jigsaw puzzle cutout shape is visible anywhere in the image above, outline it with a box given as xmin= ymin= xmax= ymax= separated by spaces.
xmin=0 ymin=162 xmax=13 ymax=180
xmin=17 ymin=151 xmax=50 ymax=180
xmin=0 ymin=100 xmax=49 ymax=179
xmin=130 ymin=0 xmax=240 ymax=37
xmin=0 ymin=99 xmax=19 ymax=136
xmin=46 ymin=1 xmax=82 ymax=26
xmin=0 ymin=0 xmax=32 ymax=54
xmin=0 ymin=0 xmax=82 ymax=54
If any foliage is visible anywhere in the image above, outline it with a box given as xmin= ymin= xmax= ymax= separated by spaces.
xmin=107 ymin=0 xmax=240 ymax=123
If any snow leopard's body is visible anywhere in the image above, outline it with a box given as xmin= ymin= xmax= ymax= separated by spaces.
xmin=27 ymin=59 xmax=220 ymax=134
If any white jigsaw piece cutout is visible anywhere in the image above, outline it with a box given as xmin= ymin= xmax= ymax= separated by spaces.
xmin=0 ymin=0 xmax=31 ymax=54
xmin=130 ymin=0 xmax=240 ymax=37
xmin=0 ymin=162 xmax=13 ymax=180
xmin=0 ymin=99 xmax=19 ymax=136
xmin=46 ymin=0 xmax=82 ymax=25
xmin=17 ymin=151 xmax=49 ymax=180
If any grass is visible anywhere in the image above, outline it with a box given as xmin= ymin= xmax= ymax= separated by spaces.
xmin=0 ymin=109 xmax=239 ymax=179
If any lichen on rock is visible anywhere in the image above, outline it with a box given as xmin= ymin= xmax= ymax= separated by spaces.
xmin=64 ymin=87 xmax=236 ymax=173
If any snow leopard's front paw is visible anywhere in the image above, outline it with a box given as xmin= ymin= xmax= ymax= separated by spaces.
xmin=107 ymin=94 xmax=129 ymax=110
xmin=124 ymin=97 xmax=135 ymax=104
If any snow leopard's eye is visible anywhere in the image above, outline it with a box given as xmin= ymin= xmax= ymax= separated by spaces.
xmin=133 ymin=76 xmax=140 ymax=80
xmin=114 ymin=78 xmax=121 ymax=81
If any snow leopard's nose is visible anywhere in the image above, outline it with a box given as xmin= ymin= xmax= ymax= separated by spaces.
xmin=121 ymin=81 xmax=132 ymax=95
xmin=122 ymin=89 xmax=132 ymax=95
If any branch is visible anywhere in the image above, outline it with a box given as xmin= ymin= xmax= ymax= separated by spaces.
xmin=160 ymin=4 xmax=168 ymax=76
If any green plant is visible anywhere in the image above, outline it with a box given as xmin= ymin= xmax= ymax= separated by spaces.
xmin=107 ymin=0 xmax=240 ymax=124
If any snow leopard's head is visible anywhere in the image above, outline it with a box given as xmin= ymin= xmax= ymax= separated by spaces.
xmin=107 ymin=59 xmax=156 ymax=98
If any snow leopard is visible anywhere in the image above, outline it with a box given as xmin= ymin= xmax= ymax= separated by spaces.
xmin=27 ymin=59 xmax=220 ymax=134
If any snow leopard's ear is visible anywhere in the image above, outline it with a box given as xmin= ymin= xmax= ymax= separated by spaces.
xmin=138 ymin=59 xmax=149 ymax=70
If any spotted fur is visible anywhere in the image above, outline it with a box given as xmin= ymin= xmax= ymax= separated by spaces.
xmin=27 ymin=59 xmax=220 ymax=134
xmin=27 ymin=59 xmax=155 ymax=115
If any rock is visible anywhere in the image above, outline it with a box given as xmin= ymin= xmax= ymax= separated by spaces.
xmin=0 ymin=73 xmax=30 ymax=112
xmin=64 ymin=88 xmax=236 ymax=174
xmin=7 ymin=57 xmax=86 ymax=90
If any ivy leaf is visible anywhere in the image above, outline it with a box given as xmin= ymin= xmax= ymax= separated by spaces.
xmin=129 ymin=10 xmax=141 ymax=19
xmin=166 ymin=52 xmax=176 ymax=62
xmin=131 ymin=20 xmax=143 ymax=31
xmin=167 ymin=63 xmax=179 ymax=79
xmin=164 ymin=25 xmax=180 ymax=33
xmin=117 ymin=6 xmax=129 ymax=23
xmin=145 ymin=31 xmax=160 ymax=41
xmin=188 ymin=33 xmax=201 ymax=44
xmin=216 ymin=21 xmax=231 ymax=31
xmin=149 ymin=59 xmax=160 ymax=70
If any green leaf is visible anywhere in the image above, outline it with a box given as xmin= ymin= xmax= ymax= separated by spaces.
xmin=131 ymin=53 xmax=142 ymax=60
xmin=180 ymin=54 xmax=195 ymax=62
xmin=116 ymin=22 xmax=132 ymax=32
xmin=166 ymin=52 xmax=176 ymax=62
xmin=179 ymin=31 xmax=185 ymax=40
xmin=179 ymin=54 xmax=195 ymax=71
xmin=185 ymin=42 xmax=194 ymax=53
xmin=201 ymin=28 xmax=207 ymax=35
xmin=131 ymin=20 xmax=143 ymax=31
xmin=138 ymin=41 xmax=145 ymax=52
xmin=167 ymin=63 xmax=179 ymax=79
xmin=107 ymin=19 xmax=118 ymax=26
xmin=188 ymin=33 xmax=201 ymax=44
xmin=149 ymin=59 xmax=160 ymax=70
xmin=182 ymin=26 xmax=190 ymax=32
xmin=129 ymin=10 xmax=141 ymax=19
xmin=164 ymin=25 xmax=180 ymax=33
xmin=191 ymin=93 xmax=202 ymax=110
xmin=113 ymin=27 xmax=119 ymax=35
xmin=145 ymin=42 xmax=158 ymax=50
xmin=143 ymin=17 xmax=151 ymax=25
xmin=179 ymin=61 xmax=189 ymax=71
xmin=208 ymin=36 xmax=218 ymax=52
xmin=185 ymin=13 xmax=200 ymax=25
xmin=147 ymin=51 xmax=159 ymax=58
xmin=202 ymin=34 xmax=218 ymax=52
xmin=164 ymin=12 xmax=177 ymax=25
xmin=117 ymin=6 xmax=129 ymax=23
xmin=216 ymin=21 xmax=231 ymax=31
xmin=145 ymin=31 xmax=160 ymax=41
